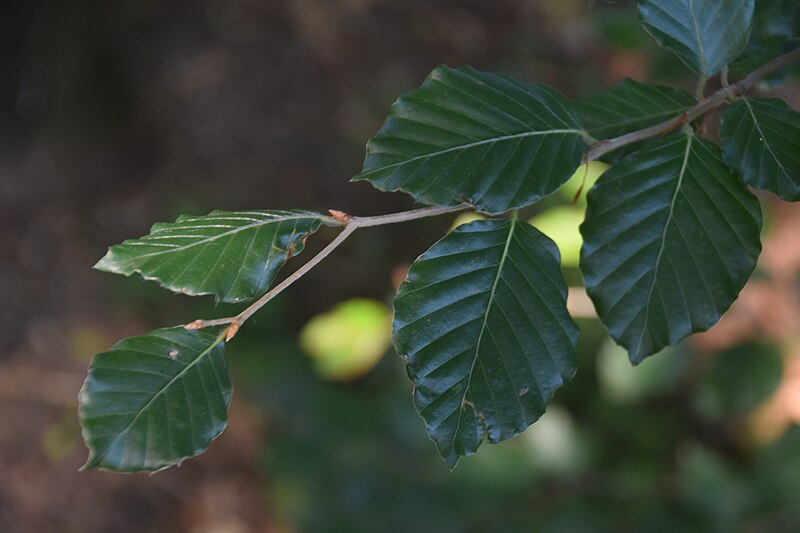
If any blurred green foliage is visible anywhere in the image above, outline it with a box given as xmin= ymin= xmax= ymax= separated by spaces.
xmin=209 ymin=292 xmax=800 ymax=532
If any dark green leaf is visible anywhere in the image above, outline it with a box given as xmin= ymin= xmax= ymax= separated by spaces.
xmin=574 ymin=78 xmax=695 ymax=162
xmin=352 ymin=66 xmax=588 ymax=215
xmin=730 ymin=0 xmax=800 ymax=79
xmin=720 ymin=97 xmax=800 ymax=201
xmin=729 ymin=38 xmax=787 ymax=75
xmin=580 ymin=133 xmax=762 ymax=364
xmin=575 ymin=78 xmax=695 ymax=140
xmin=95 ymin=210 xmax=324 ymax=303
xmin=79 ymin=327 xmax=231 ymax=472
xmin=695 ymin=342 xmax=783 ymax=418
xmin=638 ymin=0 xmax=755 ymax=76
xmin=752 ymin=0 xmax=800 ymax=38
xmin=393 ymin=219 xmax=579 ymax=468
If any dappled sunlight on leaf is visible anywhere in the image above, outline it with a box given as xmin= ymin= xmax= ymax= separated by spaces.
xmin=529 ymin=207 xmax=584 ymax=268
xmin=558 ymin=160 xmax=610 ymax=205
xmin=596 ymin=338 xmax=688 ymax=403
xmin=448 ymin=211 xmax=485 ymax=232
xmin=520 ymin=405 xmax=588 ymax=475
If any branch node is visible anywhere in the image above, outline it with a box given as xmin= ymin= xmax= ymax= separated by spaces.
xmin=328 ymin=209 xmax=353 ymax=224
xmin=225 ymin=322 xmax=240 ymax=342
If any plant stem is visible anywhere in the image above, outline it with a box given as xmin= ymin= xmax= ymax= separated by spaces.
xmin=186 ymin=47 xmax=800 ymax=338
xmin=587 ymin=47 xmax=800 ymax=162
xmin=350 ymin=204 xmax=466 ymax=227
xmin=185 ymin=204 xmax=468 ymax=334
xmin=695 ymin=75 xmax=708 ymax=100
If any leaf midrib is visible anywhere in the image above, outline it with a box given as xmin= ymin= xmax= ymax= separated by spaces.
xmin=359 ymin=129 xmax=586 ymax=178
xmin=451 ymin=218 xmax=517 ymax=450
xmin=687 ymin=0 xmax=709 ymax=74
xmin=633 ymin=134 xmax=693 ymax=357
xmin=88 ymin=331 xmax=226 ymax=466
xmin=102 ymin=214 xmax=320 ymax=268
xmin=743 ymin=98 xmax=793 ymax=182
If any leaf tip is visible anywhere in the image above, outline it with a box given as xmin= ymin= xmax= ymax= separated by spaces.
xmin=79 ymin=454 xmax=101 ymax=472
xmin=92 ymin=251 xmax=115 ymax=272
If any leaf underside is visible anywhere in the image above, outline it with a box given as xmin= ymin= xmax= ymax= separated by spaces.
xmin=574 ymin=78 xmax=696 ymax=162
xmin=79 ymin=327 xmax=231 ymax=472
xmin=95 ymin=210 xmax=324 ymax=303
xmin=580 ymin=134 xmax=762 ymax=364
xmin=720 ymin=97 xmax=800 ymax=201
xmin=353 ymin=65 xmax=588 ymax=215
xmin=393 ymin=219 xmax=579 ymax=468
xmin=638 ymin=0 xmax=755 ymax=76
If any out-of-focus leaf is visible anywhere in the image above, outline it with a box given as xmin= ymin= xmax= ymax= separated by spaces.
xmin=79 ymin=327 xmax=230 ymax=472
xmin=638 ymin=0 xmax=755 ymax=76
xmin=596 ymin=338 xmax=688 ymax=403
xmin=449 ymin=212 xmax=486 ymax=231
xmin=529 ymin=206 xmax=584 ymax=268
xmin=695 ymin=343 xmax=783 ymax=418
xmin=752 ymin=0 xmax=800 ymax=38
xmin=353 ymin=65 xmax=588 ymax=214
xmin=730 ymin=0 xmax=800 ymax=81
xmin=95 ymin=210 xmax=325 ymax=303
xmin=559 ymin=160 xmax=611 ymax=205
xmin=393 ymin=219 xmax=579 ymax=468
xmin=581 ymin=133 xmax=762 ymax=364
xmin=720 ymin=97 xmax=800 ymax=201
xmin=677 ymin=443 xmax=749 ymax=529
xmin=299 ymin=298 xmax=392 ymax=382
xmin=521 ymin=405 xmax=588 ymax=474
xmin=42 ymin=410 xmax=81 ymax=463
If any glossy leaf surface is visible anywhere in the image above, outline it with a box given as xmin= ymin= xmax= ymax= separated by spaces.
xmin=393 ymin=219 xmax=579 ymax=467
xmin=79 ymin=327 xmax=231 ymax=472
xmin=581 ymin=134 xmax=762 ymax=364
xmin=353 ymin=65 xmax=588 ymax=214
xmin=574 ymin=78 xmax=695 ymax=141
xmin=95 ymin=210 xmax=324 ymax=303
xmin=638 ymin=0 xmax=755 ymax=76
xmin=720 ymin=97 xmax=800 ymax=201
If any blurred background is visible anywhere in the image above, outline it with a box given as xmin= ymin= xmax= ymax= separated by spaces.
xmin=1 ymin=0 xmax=799 ymax=531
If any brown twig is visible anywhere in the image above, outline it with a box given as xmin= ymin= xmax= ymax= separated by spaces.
xmin=185 ymin=204 xmax=468 ymax=335
xmin=586 ymin=48 xmax=800 ymax=162
xmin=186 ymin=48 xmax=800 ymax=338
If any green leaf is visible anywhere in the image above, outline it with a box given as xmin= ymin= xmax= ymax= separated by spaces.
xmin=558 ymin=160 xmax=611 ymax=205
xmin=752 ymin=0 xmax=800 ymax=39
xmin=574 ymin=78 xmax=696 ymax=141
xmin=637 ymin=0 xmax=755 ymax=76
xmin=694 ymin=342 xmax=783 ymax=418
xmin=529 ymin=206 xmax=585 ymax=268
xmin=574 ymin=78 xmax=696 ymax=163
xmin=720 ymin=97 xmax=800 ymax=201
xmin=730 ymin=0 xmax=800 ymax=79
xmin=352 ymin=65 xmax=588 ymax=215
xmin=393 ymin=218 xmax=579 ymax=468
xmin=95 ymin=210 xmax=324 ymax=303
xmin=580 ymin=133 xmax=762 ymax=364
xmin=299 ymin=298 xmax=392 ymax=382
xmin=79 ymin=327 xmax=231 ymax=472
